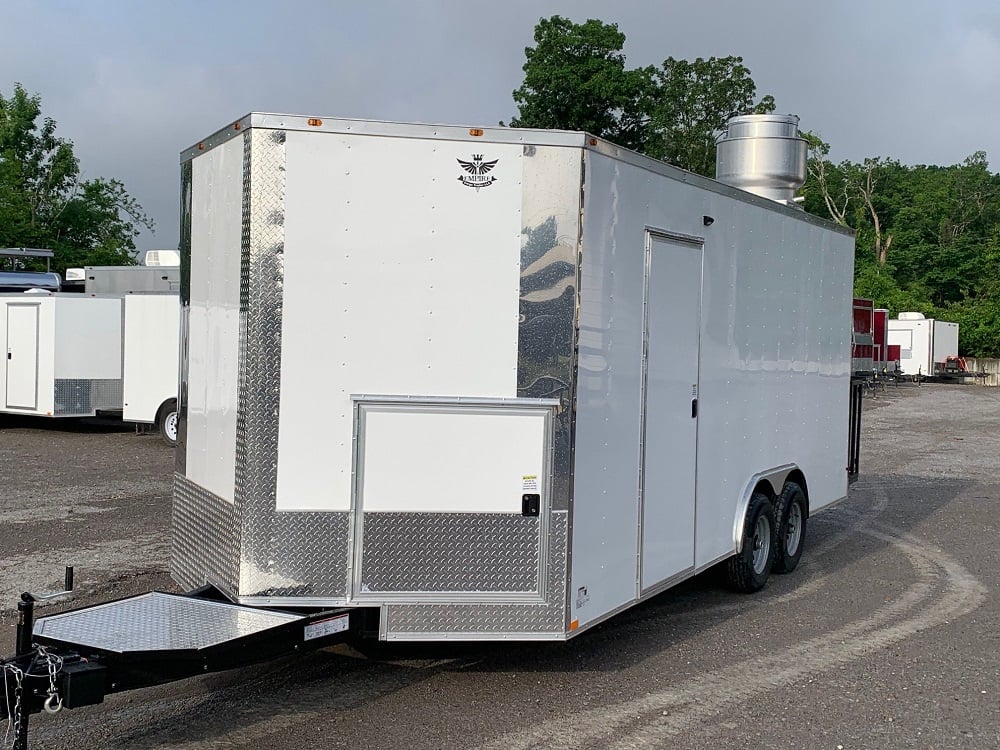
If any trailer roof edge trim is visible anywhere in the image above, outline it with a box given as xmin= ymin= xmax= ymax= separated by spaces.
xmin=179 ymin=112 xmax=853 ymax=237
xmin=180 ymin=112 xmax=588 ymax=163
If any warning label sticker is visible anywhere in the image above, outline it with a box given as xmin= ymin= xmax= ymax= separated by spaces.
xmin=522 ymin=475 xmax=539 ymax=493
xmin=304 ymin=613 xmax=350 ymax=641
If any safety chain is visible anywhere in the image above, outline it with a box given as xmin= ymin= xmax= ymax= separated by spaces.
xmin=35 ymin=646 xmax=63 ymax=714
xmin=2 ymin=646 xmax=65 ymax=749
xmin=2 ymin=662 xmax=25 ymax=750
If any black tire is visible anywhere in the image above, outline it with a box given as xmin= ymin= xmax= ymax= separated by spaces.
xmin=726 ymin=491 xmax=776 ymax=593
xmin=772 ymin=481 xmax=807 ymax=574
xmin=158 ymin=398 xmax=178 ymax=447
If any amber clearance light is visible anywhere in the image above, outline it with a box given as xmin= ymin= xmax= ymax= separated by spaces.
xmin=307 ymin=118 xmax=323 ymax=127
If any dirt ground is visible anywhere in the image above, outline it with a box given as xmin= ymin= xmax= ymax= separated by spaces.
xmin=1 ymin=384 xmax=998 ymax=749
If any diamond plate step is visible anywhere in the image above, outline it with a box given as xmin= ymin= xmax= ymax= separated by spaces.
xmin=33 ymin=592 xmax=303 ymax=654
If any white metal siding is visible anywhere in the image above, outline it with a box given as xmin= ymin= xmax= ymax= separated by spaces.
xmin=572 ymin=152 xmax=853 ymax=628
xmin=274 ymin=132 xmax=523 ymax=512
xmin=53 ymin=297 xmax=123 ymax=380
xmin=888 ymin=319 xmax=930 ymax=375
xmin=932 ymin=321 xmax=959 ymax=366
xmin=187 ymin=137 xmax=244 ymax=503
xmin=358 ymin=405 xmax=547 ymax=514
xmin=123 ymin=295 xmax=180 ymax=423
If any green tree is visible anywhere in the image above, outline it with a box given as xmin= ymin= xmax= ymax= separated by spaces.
xmin=0 ymin=83 xmax=153 ymax=274
xmin=645 ymin=56 xmax=775 ymax=176
xmin=508 ymin=17 xmax=775 ymax=175
xmin=509 ymin=16 xmax=652 ymax=151
xmin=803 ymin=140 xmax=1000 ymax=356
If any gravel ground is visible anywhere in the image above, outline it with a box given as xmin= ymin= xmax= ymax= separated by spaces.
xmin=2 ymin=384 xmax=998 ymax=749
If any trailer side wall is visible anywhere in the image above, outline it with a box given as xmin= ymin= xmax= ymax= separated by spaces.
xmin=571 ymin=150 xmax=854 ymax=628
xmin=184 ymin=137 xmax=243 ymax=504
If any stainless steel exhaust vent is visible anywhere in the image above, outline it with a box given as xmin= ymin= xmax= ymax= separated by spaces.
xmin=715 ymin=114 xmax=807 ymax=203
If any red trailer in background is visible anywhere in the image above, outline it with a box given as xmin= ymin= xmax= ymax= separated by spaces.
xmin=887 ymin=344 xmax=901 ymax=371
xmin=873 ymin=308 xmax=889 ymax=371
xmin=852 ymin=298 xmax=874 ymax=376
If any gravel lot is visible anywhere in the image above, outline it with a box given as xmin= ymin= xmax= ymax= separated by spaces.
xmin=2 ymin=384 xmax=998 ymax=749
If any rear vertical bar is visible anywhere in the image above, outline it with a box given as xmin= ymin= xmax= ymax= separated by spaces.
xmin=13 ymin=594 xmax=35 ymax=750
xmin=847 ymin=381 xmax=863 ymax=481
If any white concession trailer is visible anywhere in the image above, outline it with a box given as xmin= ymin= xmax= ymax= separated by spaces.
xmin=171 ymin=113 xmax=856 ymax=641
xmin=887 ymin=312 xmax=959 ymax=377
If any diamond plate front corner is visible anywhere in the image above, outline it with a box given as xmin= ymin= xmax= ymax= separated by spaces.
xmin=172 ymin=474 xmax=238 ymax=593
xmin=234 ymin=126 xmax=288 ymax=597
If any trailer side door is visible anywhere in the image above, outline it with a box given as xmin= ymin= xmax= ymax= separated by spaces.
xmin=639 ymin=233 xmax=702 ymax=592
xmin=5 ymin=303 xmax=40 ymax=410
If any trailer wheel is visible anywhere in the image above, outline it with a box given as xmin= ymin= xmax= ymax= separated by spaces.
xmin=726 ymin=492 xmax=775 ymax=593
xmin=772 ymin=481 xmax=807 ymax=574
xmin=158 ymin=399 xmax=178 ymax=447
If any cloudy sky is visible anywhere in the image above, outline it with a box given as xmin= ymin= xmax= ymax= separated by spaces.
xmin=3 ymin=0 xmax=999 ymax=251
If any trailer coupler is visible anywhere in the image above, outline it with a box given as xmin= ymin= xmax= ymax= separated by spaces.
xmin=3 ymin=584 xmax=374 ymax=749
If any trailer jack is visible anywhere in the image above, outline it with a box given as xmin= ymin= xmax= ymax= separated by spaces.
xmin=3 ymin=578 xmax=372 ymax=749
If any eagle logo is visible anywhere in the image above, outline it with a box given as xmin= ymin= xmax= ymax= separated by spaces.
xmin=457 ymin=154 xmax=498 ymax=190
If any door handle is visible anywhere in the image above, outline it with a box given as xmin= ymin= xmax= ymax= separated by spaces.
xmin=691 ymin=398 xmax=698 ymax=418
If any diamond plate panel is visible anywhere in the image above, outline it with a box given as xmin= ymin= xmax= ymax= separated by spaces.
xmin=234 ymin=128 xmax=288 ymax=596
xmin=361 ymin=513 xmax=541 ymax=594
xmin=237 ymin=512 xmax=351 ymax=598
xmin=172 ymin=474 xmax=238 ymax=593
xmin=53 ymin=379 xmax=123 ymax=416
xmin=34 ymin=592 xmax=300 ymax=653
xmin=384 ymin=510 xmax=568 ymax=636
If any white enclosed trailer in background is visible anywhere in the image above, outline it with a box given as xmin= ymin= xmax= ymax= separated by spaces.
xmin=0 ymin=294 xmax=123 ymax=417
xmin=0 ymin=292 xmax=180 ymax=443
xmin=887 ymin=313 xmax=959 ymax=376
xmin=123 ymin=293 xmax=180 ymax=444
xmin=172 ymin=113 xmax=856 ymax=641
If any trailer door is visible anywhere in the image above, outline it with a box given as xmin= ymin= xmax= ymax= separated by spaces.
xmin=639 ymin=233 xmax=702 ymax=592
xmin=5 ymin=303 xmax=40 ymax=410
xmin=351 ymin=398 xmax=556 ymax=604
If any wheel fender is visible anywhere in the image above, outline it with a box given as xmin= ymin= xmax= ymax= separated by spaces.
xmin=733 ymin=464 xmax=799 ymax=553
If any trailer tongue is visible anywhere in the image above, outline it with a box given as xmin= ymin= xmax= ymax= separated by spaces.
xmin=3 ymin=588 xmax=365 ymax=750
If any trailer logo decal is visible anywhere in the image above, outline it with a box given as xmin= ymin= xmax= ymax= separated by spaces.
xmin=457 ymin=154 xmax=498 ymax=190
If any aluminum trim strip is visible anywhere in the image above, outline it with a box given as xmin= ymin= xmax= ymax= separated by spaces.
xmin=183 ymin=114 xmax=587 ymax=162
xmin=351 ymin=394 xmax=560 ymax=407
